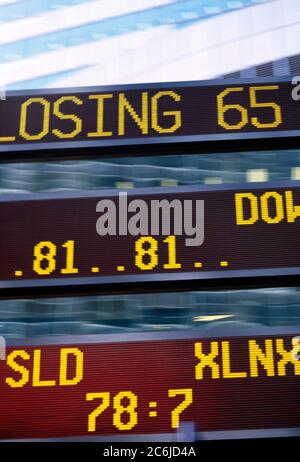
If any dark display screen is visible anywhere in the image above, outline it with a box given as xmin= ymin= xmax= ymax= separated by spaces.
xmin=0 ymin=181 xmax=300 ymax=291
xmin=1 ymin=329 xmax=299 ymax=440
xmin=0 ymin=80 xmax=299 ymax=157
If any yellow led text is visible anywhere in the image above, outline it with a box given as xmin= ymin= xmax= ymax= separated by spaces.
xmin=5 ymin=347 xmax=84 ymax=388
xmin=0 ymin=91 xmax=182 ymax=142
xmin=235 ymin=190 xmax=300 ymax=225
xmin=194 ymin=338 xmax=300 ymax=379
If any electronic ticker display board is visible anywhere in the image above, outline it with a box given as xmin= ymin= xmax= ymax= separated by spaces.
xmin=0 ymin=181 xmax=300 ymax=292
xmin=0 ymin=79 xmax=299 ymax=159
xmin=1 ymin=328 xmax=299 ymax=440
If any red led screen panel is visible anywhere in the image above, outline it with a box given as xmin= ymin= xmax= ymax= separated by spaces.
xmin=0 ymin=79 xmax=299 ymax=159
xmin=0 ymin=328 xmax=299 ymax=440
xmin=0 ymin=182 xmax=300 ymax=291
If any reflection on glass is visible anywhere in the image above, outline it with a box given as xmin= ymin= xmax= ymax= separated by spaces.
xmin=1 ymin=149 xmax=300 ymax=194
xmin=0 ymin=287 xmax=299 ymax=337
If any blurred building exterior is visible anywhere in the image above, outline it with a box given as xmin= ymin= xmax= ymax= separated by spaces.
xmin=0 ymin=0 xmax=299 ymax=90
